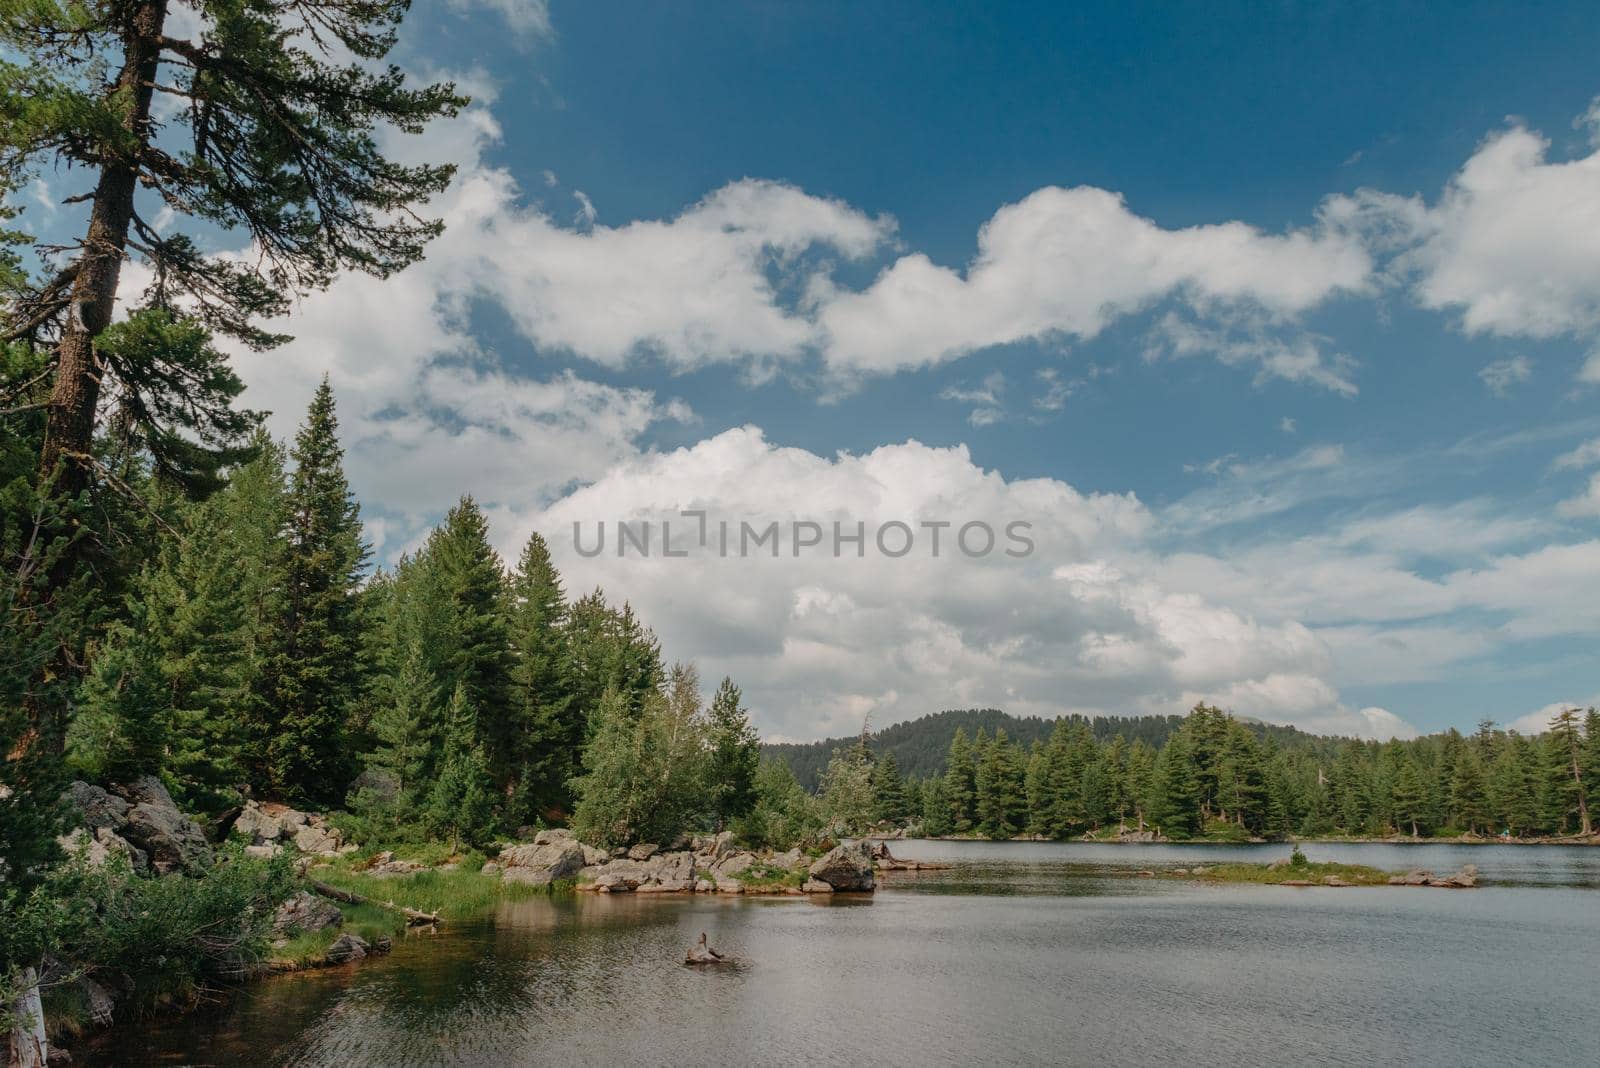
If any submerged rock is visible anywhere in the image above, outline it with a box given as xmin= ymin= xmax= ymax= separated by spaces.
xmin=324 ymin=934 xmax=369 ymax=965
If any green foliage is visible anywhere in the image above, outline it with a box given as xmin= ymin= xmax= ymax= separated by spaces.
xmin=736 ymin=759 xmax=824 ymax=850
xmin=505 ymin=531 xmax=575 ymax=820
xmin=258 ymin=380 xmax=368 ymax=802
xmin=424 ymin=684 xmax=495 ymax=851
xmin=4 ymin=845 xmax=295 ymax=1018
xmin=569 ymin=683 xmax=704 ymax=849
xmin=705 ymin=677 xmax=761 ymax=831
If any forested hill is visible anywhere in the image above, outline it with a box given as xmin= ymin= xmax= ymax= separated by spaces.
xmin=764 ymin=708 xmax=1333 ymax=789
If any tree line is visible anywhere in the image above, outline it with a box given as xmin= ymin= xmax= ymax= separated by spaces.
xmin=60 ymin=379 xmax=774 ymax=851
xmin=813 ymin=703 xmax=1597 ymax=841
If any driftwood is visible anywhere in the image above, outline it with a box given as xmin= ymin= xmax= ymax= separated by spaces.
xmin=309 ymin=880 xmax=440 ymax=926
xmin=6 ymin=966 xmax=47 ymax=1068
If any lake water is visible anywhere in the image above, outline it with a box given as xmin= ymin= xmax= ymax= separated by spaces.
xmin=96 ymin=841 xmax=1600 ymax=1067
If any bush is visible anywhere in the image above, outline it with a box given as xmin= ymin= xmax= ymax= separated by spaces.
xmin=8 ymin=843 xmax=297 ymax=1021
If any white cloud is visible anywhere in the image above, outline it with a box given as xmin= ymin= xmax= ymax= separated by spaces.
xmin=940 ymin=371 xmax=1007 ymax=426
xmin=507 ymin=427 xmax=1429 ymax=740
xmin=1557 ymin=473 xmax=1600 ymax=518
xmin=1478 ymin=354 xmax=1533 ymax=395
xmin=1339 ymin=116 xmax=1600 ymax=374
xmin=1553 ymin=437 xmax=1600 ymax=470
xmin=448 ymin=0 xmax=555 ymax=41
xmin=1146 ymin=312 xmax=1359 ymax=395
xmin=813 ymin=185 xmax=1371 ymax=376
xmin=1279 ymin=417 xmax=1297 ymax=434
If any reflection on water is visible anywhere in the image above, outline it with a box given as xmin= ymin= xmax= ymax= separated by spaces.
xmin=96 ymin=842 xmax=1600 ymax=1067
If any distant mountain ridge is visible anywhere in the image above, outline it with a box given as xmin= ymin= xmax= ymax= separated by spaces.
xmin=762 ymin=707 xmax=1333 ymax=790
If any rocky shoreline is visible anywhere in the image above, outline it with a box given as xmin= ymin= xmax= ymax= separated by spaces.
xmin=485 ymin=830 xmax=946 ymax=897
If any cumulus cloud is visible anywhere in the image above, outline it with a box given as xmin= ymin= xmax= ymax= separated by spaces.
xmin=448 ymin=0 xmax=555 ymax=41
xmin=497 ymin=427 xmax=1434 ymax=740
xmin=813 ymin=185 xmax=1371 ymax=376
xmin=1335 ymin=114 xmax=1600 ymax=379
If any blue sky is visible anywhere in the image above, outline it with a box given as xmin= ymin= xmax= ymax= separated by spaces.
xmin=63 ymin=1 xmax=1600 ymax=740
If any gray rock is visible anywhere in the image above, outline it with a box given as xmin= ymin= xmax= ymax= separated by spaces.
xmin=368 ymin=859 xmax=426 ymax=877
xmin=273 ymin=890 xmax=343 ymax=935
xmin=808 ymin=841 xmax=875 ymax=892
xmin=292 ymin=822 xmax=342 ymax=855
xmin=324 ymin=933 xmax=369 ymax=965
xmin=243 ymin=843 xmax=281 ymax=860
xmin=78 ymin=975 xmax=116 ymax=1026
xmin=627 ymin=842 xmax=660 ymax=861
xmin=533 ymin=828 xmax=574 ymax=846
xmin=714 ymin=877 xmax=744 ymax=894
xmin=694 ymin=878 xmax=716 ymax=893
xmin=802 ymin=878 xmax=834 ymax=893
xmin=774 ymin=848 xmax=803 ymax=869
xmin=499 ymin=839 xmax=586 ymax=885
xmin=65 ymin=781 xmax=127 ymax=831
xmin=713 ymin=851 xmax=756 ymax=878
xmin=234 ymin=801 xmax=285 ymax=842
xmin=114 ymin=776 xmax=212 ymax=875
xmin=479 ymin=862 xmax=502 ymax=877
xmin=581 ymin=845 xmax=609 ymax=866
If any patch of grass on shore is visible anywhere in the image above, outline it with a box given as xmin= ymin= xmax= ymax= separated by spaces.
xmin=738 ymin=862 xmax=807 ymax=892
xmin=271 ymin=901 xmax=405 ymax=967
xmin=313 ymin=864 xmax=545 ymax=921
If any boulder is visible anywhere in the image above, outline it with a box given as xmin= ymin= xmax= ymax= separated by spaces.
xmin=581 ymin=845 xmax=609 ymax=866
xmin=802 ymin=878 xmax=834 ymax=894
xmin=594 ymin=873 xmax=633 ymax=891
xmin=78 ymin=975 xmax=116 ymax=1027
xmin=369 ymin=859 xmax=426 ymax=877
xmin=1322 ymin=875 xmax=1352 ymax=887
xmin=533 ymin=828 xmax=574 ymax=846
xmin=479 ymin=862 xmax=502 ymax=877
xmin=499 ymin=839 xmax=586 ymax=885
xmin=627 ymin=842 xmax=660 ymax=861
xmin=713 ymin=851 xmax=756 ymax=878
xmin=56 ymin=826 xmax=148 ymax=874
xmin=694 ymin=830 xmax=735 ymax=859
xmin=774 ymin=848 xmax=803 ymax=869
xmin=646 ymin=850 xmax=696 ymax=890
xmin=808 ymin=842 xmax=876 ymax=891
xmin=65 ymin=781 xmax=127 ymax=831
xmin=714 ymin=877 xmax=744 ymax=894
xmin=114 ymin=776 xmax=212 ymax=875
xmin=273 ymin=890 xmax=343 ymax=935
xmin=292 ymin=822 xmax=343 ymax=855
xmin=244 ymin=843 xmax=282 ymax=860
xmin=694 ymin=878 xmax=716 ymax=893
xmin=324 ymin=934 xmax=369 ymax=965
xmin=234 ymin=801 xmax=285 ymax=842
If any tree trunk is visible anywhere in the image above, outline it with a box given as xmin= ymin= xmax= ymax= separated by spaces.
xmin=6 ymin=967 xmax=46 ymax=1068
xmin=37 ymin=0 xmax=168 ymax=493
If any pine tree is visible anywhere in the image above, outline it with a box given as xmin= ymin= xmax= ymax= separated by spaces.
xmin=423 ymin=497 xmax=512 ymax=784
xmin=425 ymin=684 xmax=494 ymax=851
xmin=1450 ymin=747 xmax=1490 ymax=834
xmin=505 ymin=532 xmax=575 ymax=820
xmin=944 ymin=727 xmax=977 ymax=832
xmin=259 ymin=380 xmax=368 ymax=802
xmin=1149 ymin=732 xmax=1200 ymax=838
xmin=1488 ymin=738 xmax=1538 ymax=837
xmin=1546 ymin=708 xmax=1591 ymax=836
xmin=362 ymin=639 xmax=441 ymax=819
xmin=1391 ymin=754 xmax=1427 ymax=837
xmin=921 ymin=774 xmax=953 ymax=837
xmin=871 ymin=751 xmax=909 ymax=825
xmin=1125 ymin=740 xmax=1157 ymax=829
xmin=705 ymin=677 xmax=761 ymax=831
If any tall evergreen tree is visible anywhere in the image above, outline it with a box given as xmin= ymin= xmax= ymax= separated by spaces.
xmin=505 ymin=532 xmax=574 ymax=819
xmin=422 ymin=497 xmax=512 ymax=784
xmin=361 ymin=639 xmax=441 ymax=819
xmin=259 ymin=380 xmax=367 ymax=802
xmin=705 ymin=677 xmax=761 ymax=831
xmin=425 ymin=683 xmax=494 ymax=851
xmin=871 ymin=750 xmax=910 ymax=824
xmin=943 ymin=727 xmax=977 ymax=833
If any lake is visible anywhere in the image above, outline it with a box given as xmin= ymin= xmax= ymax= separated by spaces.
xmin=96 ymin=841 xmax=1600 ymax=1067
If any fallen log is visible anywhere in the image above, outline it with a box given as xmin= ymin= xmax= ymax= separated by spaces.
xmin=309 ymin=880 xmax=440 ymax=926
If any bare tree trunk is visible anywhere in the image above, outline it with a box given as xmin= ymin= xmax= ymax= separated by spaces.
xmin=37 ymin=0 xmax=167 ymax=493
xmin=6 ymin=967 xmax=47 ymax=1068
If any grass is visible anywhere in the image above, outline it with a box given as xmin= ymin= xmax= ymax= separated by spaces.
xmin=737 ymin=861 xmax=808 ymax=893
xmin=1187 ymin=860 xmax=1395 ymax=886
xmin=270 ymin=901 xmax=406 ymax=968
xmin=312 ymin=863 xmax=547 ymax=921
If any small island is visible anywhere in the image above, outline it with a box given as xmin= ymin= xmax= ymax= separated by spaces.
xmin=1137 ymin=846 xmax=1481 ymax=888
